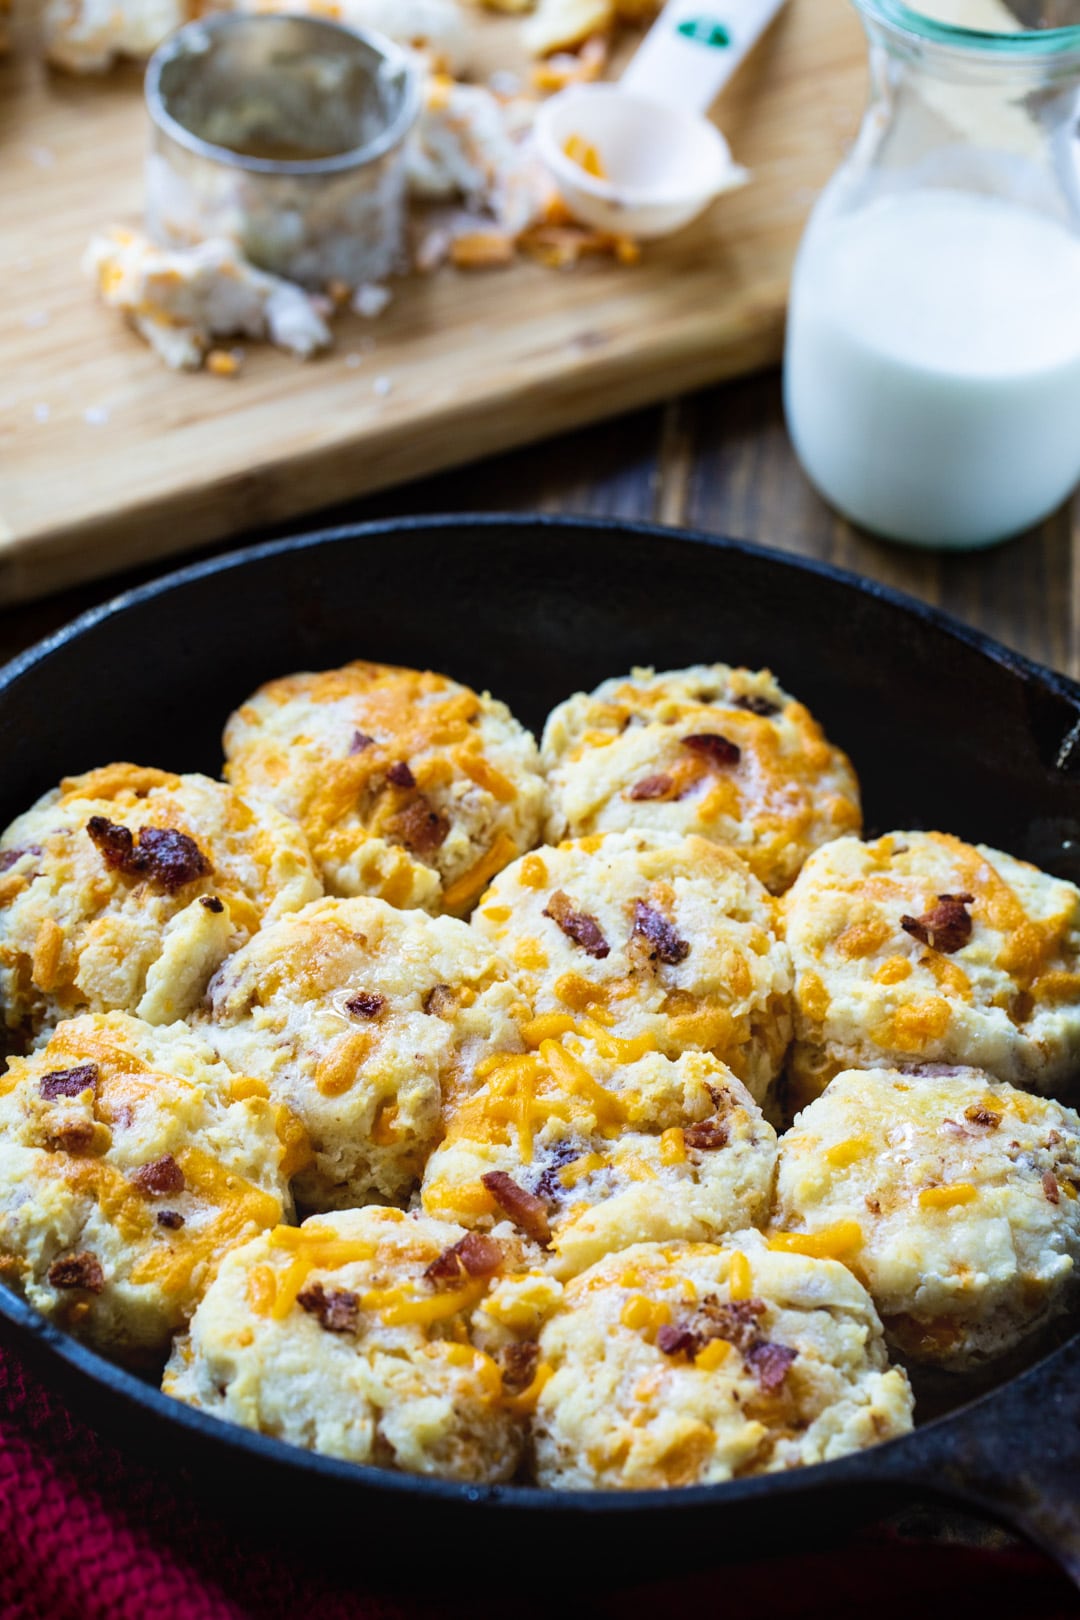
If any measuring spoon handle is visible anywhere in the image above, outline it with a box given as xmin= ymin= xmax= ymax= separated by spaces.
xmin=621 ymin=0 xmax=788 ymax=116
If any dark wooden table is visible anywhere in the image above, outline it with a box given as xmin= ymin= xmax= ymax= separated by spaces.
xmin=4 ymin=365 xmax=1080 ymax=1608
xmin=5 ymin=367 xmax=1076 ymax=675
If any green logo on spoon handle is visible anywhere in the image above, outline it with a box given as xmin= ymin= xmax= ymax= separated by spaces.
xmin=675 ymin=15 xmax=732 ymax=46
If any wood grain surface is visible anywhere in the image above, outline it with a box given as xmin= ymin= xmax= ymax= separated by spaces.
xmin=4 ymin=367 xmax=1075 ymax=682
xmin=0 ymin=0 xmax=867 ymax=602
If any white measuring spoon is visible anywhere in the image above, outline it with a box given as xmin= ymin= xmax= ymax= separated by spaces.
xmin=534 ymin=0 xmax=788 ymax=238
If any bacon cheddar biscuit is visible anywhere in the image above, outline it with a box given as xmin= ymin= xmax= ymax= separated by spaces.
xmin=164 ymin=1207 xmax=533 ymax=1482
xmin=782 ymin=832 xmax=1080 ymax=1106
xmin=531 ymin=1233 xmax=913 ymax=1489
xmin=0 ymin=1013 xmax=295 ymax=1363
xmin=773 ymin=1065 xmax=1080 ymax=1367
xmin=223 ymin=660 xmax=547 ymax=916
xmin=422 ymin=1046 xmax=777 ymax=1278
xmin=199 ymin=896 xmax=528 ymax=1210
xmin=470 ymin=830 xmax=792 ymax=1106
xmin=0 ymin=764 xmax=321 ymax=1044
xmin=541 ymin=664 xmax=861 ymax=895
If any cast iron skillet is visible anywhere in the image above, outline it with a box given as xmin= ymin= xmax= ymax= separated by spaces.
xmin=0 ymin=515 xmax=1078 ymax=1582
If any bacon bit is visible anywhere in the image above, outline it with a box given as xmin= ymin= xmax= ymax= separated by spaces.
xmin=865 ymin=1195 xmax=882 ymax=1214
xmin=498 ymin=1339 xmax=539 ymax=1395
xmin=543 ymin=890 xmax=610 ymax=959
xmin=683 ymin=733 xmax=741 ymax=767
xmin=386 ymin=761 xmax=416 ymax=789
xmin=345 ymin=991 xmax=386 ymax=1019
xmin=156 ymin=1210 xmax=185 ymax=1230
xmin=656 ymin=1296 xmax=765 ymax=1360
xmin=655 ymin=1324 xmax=699 ymax=1357
xmin=900 ymin=893 xmax=974 ymax=954
xmin=39 ymin=1064 xmax=98 ymax=1100
xmin=86 ymin=817 xmax=211 ymax=893
xmin=481 ymin=1171 xmax=551 ymax=1245
xmin=731 ymin=693 xmax=780 ymax=717
xmin=387 ymin=797 xmax=450 ymax=856
xmin=745 ymin=1340 xmax=797 ymax=1393
xmin=47 ymin=1252 xmax=104 ymax=1293
xmin=423 ymin=984 xmax=455 ymax=1017
xmin=1043 ymin=1171 xmax=1061 ymax=1205
xmin=632 ymin=900 xmax=690 ymax=966
xmin=964 ymin=1105 xmax=1001 ymax=1131
xmin=627 ymin=773 xmax=674 ymax=802
xmin=532 ymin=1138 xmax=581 ymax=1204
xmin=450 ymin=232 xmax=516 ymax=269
xmin=130 ymin=1154 xmax=185 ymax=1197
xmin=425 ymin=1232 xmax=503 ymax=1287
xmin=297 ymin=1282 xmax=360 ymax=1334
xmin=350 ymin=731 xmax=375 ymax=754
xmin=0 ymin=846 xmax=39 ymax=872
xmin=46 ymin=1121 xmax=96 ymax=1154
xmin=683 ymin=1120 xmax=729 ymax=1153
xmin=200 ymin=895 xmax=225 ymax=914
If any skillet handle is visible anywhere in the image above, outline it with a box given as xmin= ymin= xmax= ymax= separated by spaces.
xmin=871 ymin=1335 xmax=1080 ymax=1586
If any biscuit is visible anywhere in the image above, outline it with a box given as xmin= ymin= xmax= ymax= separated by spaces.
xmin=531 ymin=1233 xmax=913 ymax=1489
xmin=223 ymin=661 xmax=547 ymax=916
xmin=422 ymin=1046 xmax=777 ymax=1277
xmin=199 ymin=896 xmax=528 ymax=1209
xmin=0 ymin=1012 xmax=295 ymax=1363
xmin=541 ymin=665 xmax=861 ymax=894
xmin=0 ymin=764 xmax=321 ymax=1043
xmin=470 ymin=830 xmax=792 ymax=1105
xmin=773 ymin=1065 xmax=1080 ymax=1366
xmin=163 ymin=1207 xmax=531 ymax=1481
xmin=782 ymin=832 xmax=1080 ymax=1105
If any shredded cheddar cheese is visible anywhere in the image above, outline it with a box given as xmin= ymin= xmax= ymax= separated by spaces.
xmin=919 ymin=1183 xmax=978 ymax=1209
xmin=768 ymin=1222 xmax=863 ymax=1260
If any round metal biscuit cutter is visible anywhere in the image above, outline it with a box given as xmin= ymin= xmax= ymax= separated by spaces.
xmin=145 ymin=12 xmax=422 ymax=289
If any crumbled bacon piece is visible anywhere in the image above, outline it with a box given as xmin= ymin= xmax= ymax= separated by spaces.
xmin=499 ymin=1340 xmax=539 ymax=1395
xmin=130 ymin=1154 xmax=185 ymax=1197
xmin=346 ymin=991 xmax=386 ymax=1019
xmin=628 ymin=773 xmax=675 ymax=802
xmin=425 ymin=1232 xmax=503 ymax=1286
xmin=388 ymin=797 xmax=450 ymax=856
xmin=542 ymin=891 xmax=609 ymax=960
xmin=482 ymin=1171 xmax=551 ymax=1245
xmin=350 ymin=731 xmax=375 ymax=754
xmin=86 ymin=817 xmax=211 ymax=893
xmin=656 ymin=1324 xmax=699 ymax=1358
xmin=655 ymin=1296 xmax=766 ymax=1360
xmin=156 ymin=1210 xmax=185 ymax=1230
xmin=47 ymin=1252 xmax=104 ymax=1293
xmin=745 ymin=1340 xmax=797 ymax=1392
xmin=46 ymin=1121 xmax=96 ymax=1154
xmin=85 ymin=816 xmax=134 ymax=870
xmin=387 ymin=761 xmax=416 ymax=789
xmin=200 ymin=895 xmax=225 ymax=914
xmin=900 ymin=893 xmax=974 ymax=954
xmin=0 ymin=846 xmax=39 ymax=872
xmin=965 ymin=1105 xmax=1001 ymax=1131
xmin=532 ymin=1139 xmax=583 ymax=1205
xmin=632 ymin=900 xmax=690 ymax=966
xmin=423 ymin=984 xmax=455 ymax=1017
xmin=731 ymin=694 xmax=780 ymax=718
xmin=1043 ymin=1171 xmax=1061 ymax=1205
xmin=297 ymin=1282 xmax=360 ymax=1334
xmin=684 ymin=1119 xmax=729 ymax=1153
xmin=39 ymin=1064 xmax=98 ymax=1101
xmin=682 ymin=733 xmax=741 ymax=767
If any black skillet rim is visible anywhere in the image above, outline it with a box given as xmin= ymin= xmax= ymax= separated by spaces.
xmin=1 ymin=510 xmax=1077 ymax=1516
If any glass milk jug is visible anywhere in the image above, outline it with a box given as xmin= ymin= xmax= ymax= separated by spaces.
xmin=783 ymin=2 xmax=1080 ymax=549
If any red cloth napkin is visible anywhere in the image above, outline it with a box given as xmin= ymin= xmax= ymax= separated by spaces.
xmin=1 ymin=1340 xmax=1077 ymax=1620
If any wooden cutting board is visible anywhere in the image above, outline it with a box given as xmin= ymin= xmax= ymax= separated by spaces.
xmin=0 ymin=0 xmax=866 ymax=605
